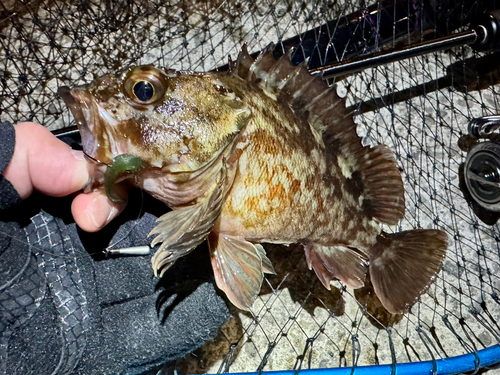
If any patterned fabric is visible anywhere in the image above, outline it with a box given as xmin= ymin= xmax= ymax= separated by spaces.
xmin=25 ymin=212 xmax=89 ymax=375
xmin=0 ymin=211 xmax=89 ymax=375
xmin=0 ymin=225 xmax=46 ymax=374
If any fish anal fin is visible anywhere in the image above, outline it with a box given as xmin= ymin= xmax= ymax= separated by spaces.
xmin=208 ymin=233 xmax=274 ymax=310
xmin=304 ymin=246 xmax=333 ymax=290
xmin=369 ymin=229 xmax=448 ymax=314
xmin=304 ymin=243 xmax=368 ymax=290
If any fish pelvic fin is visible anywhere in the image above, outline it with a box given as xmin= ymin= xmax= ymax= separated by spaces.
xmin=304 ymin=243 xmax=369 ymax=290
xmin=369 ymin=229 xmax=448 ymax=314
xmin=208 ymin=233 xmax=274 ymax=310
xmin=149 ymin=164 xmax=227 ymax=276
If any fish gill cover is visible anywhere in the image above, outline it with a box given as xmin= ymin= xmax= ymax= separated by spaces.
xmin=1 ymin=0 xmax=500 ymax=373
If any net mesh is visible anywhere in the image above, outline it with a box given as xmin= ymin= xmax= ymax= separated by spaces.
xmin=2 ymin=0 xmax=500 ymax=373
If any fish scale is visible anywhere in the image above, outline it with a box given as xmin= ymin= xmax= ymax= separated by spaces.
xmin=58 ymin=43 xmax=448 ymax=314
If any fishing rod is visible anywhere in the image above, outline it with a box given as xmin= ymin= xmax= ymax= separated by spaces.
xmin=310 ymin=10 xmax=500 ymax=79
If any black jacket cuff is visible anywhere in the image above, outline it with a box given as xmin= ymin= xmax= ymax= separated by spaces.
xmin=0 ymin=122 xmax=22 ymax=210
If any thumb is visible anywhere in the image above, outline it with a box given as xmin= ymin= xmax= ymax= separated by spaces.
xmin=71 ymin=189 xmax=127 ymax=232
xmin=3 ymin=122 xmax=90 ymax=199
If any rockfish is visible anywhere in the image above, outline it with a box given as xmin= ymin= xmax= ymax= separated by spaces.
xmin=58 ymin=45 xmax=448 ymax=313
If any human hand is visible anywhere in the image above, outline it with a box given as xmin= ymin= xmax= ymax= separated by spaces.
xmin=3 ymin=122 xmax=126 ymax=231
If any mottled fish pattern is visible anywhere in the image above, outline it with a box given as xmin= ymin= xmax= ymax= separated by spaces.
xmin=59 ymin=45 xmax=448 ymax=314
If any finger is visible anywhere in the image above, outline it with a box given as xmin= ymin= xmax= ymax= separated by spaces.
xmin=3 ymin=122 xmax=89 ymax=199
xmin=72 ymin=190 xmax=127 ymax=232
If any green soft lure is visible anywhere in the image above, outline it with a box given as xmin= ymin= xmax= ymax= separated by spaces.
xmin=104 ymin=154 xmax=143 ymax=202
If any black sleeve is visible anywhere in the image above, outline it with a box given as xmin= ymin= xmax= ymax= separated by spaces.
xmin=2 ymin=207 xmax=230 ymax=375
xmin=0 ymin=122 xmax=22 ymax=210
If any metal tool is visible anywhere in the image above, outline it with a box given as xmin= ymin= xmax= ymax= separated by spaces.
xmin=103 ymin=245 xmax=152 ymax=257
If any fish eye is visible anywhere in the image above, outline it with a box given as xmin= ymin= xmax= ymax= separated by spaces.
xmin=133 ymin=80 xmax=154 ymax=102
xmin=124 ymin=68 xmax=166 ymax=105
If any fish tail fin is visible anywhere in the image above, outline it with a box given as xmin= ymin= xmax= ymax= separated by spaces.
xmin=369 ymin=229 xmax=448 ymax=314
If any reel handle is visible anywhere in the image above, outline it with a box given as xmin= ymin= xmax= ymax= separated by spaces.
xmin=468 ymin=115 xmax=500 ymax=138
xmin=470 ymin=10 xmax=500 ymax=52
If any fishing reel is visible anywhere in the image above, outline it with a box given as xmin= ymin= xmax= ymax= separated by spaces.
xmin=462 ymin=116 xmax=500 ymax=221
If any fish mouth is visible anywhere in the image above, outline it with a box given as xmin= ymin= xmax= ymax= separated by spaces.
xmin=58 ymin=86 xmax=98 ymax=159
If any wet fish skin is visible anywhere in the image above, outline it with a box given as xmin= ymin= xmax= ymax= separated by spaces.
xmin=59 ymin=45 xmax=448 ymax=314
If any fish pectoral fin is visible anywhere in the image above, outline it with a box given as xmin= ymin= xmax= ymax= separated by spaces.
xmin=369 ymin=229 xmax=448 ymax=314
xmin=304 ymin=243 xmax=368 ymax=290
xmin=208 ymin=233 xmax=274 ymax=310
xmin=149 ymin=166 xmax=227 ymax=276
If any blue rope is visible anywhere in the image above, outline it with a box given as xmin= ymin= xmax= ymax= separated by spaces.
xmin=216 ymin=345 xmax=500 ymax=375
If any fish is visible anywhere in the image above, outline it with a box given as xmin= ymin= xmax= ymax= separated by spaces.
xmin=58 ymin=44 xmax=448 ymax=314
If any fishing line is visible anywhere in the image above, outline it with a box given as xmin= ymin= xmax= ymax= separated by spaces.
xmin=83 ymin=151 xmax=109 ymax=166
xmin=0 ymin=187 xmax=149 ymax=260
xmin=0 ymin=227 xmax=84 ymax=260
xmin=104 ymin=188 xmax=148 ymax=255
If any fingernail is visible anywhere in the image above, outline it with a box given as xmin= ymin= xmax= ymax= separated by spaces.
xmin=72 ymin=149 xmax=86 ymax=161
xmin=72 ymin=149 xmax=91 ymax=190
xmin=106 ymin=205 xmax=120 ymax=224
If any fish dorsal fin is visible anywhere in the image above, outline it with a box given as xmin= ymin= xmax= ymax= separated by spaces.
xmin=230 ymin=44 xmax=405 ymax=225
xmin=230 ymin=44 xmax=343 ymax=128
